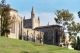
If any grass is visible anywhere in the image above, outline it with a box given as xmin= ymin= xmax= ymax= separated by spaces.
xmin=0 ymin=37 xmax=80 ymax=53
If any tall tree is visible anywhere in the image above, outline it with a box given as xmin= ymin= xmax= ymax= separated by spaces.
xmin=0 ymin=0 xmax=14 ymax=37
xmin=65 ymin=11 xmax=80 ymax=49
xmin=72 ymin=11 xmax=80 ymax=50
xmin=54 ymin=9 xmax=74 ymax=46
xmin=68 ymin=22 xmax=80 ymax=48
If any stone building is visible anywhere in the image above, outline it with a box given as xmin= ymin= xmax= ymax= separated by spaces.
xmin=0 ymin=8 xmax=22 ymax=39
xmin=22 ymin=28 xmax=44 ymax=44
xmin=0 ymin=2 xmax=22 ymax=39
xmin=22 ymin=7 xmax=44 ymax=44
xmin=23 ymin=7 xmax=40 ymax=29
xmin=23 ymin=7 xmax=64 ymax=45
xmin=0 ymin=5 xmax=44 ymax=44
xmin=8 ymin=9 xmax=22 ymax=39
xmin=34 ymin=25 xmax=63 ymax=45
xmin=0 ymin=2 xmax=64 ymax=45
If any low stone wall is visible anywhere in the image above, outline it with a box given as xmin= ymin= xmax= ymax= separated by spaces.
xmin=22 ymin=28 xmax=44 ymax=44
xmin=8 ymin=33 xmax=19 ymax=39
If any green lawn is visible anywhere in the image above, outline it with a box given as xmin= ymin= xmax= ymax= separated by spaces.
xmin=0 ymin=37 xmax=80 ymax=53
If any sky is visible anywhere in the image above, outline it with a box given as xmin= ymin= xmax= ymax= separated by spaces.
xmin=2 ymin=0 xmax=80 ymax=26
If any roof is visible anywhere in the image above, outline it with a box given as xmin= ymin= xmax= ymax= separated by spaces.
xmin=23 ymin=19 xmax=32 ymax=22
xmin=34 ymin=25 xmax=62 ymax=29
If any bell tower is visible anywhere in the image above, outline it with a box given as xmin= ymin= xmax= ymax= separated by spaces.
xmin=31 ymin=7 xmax=35 ymax=19
xmin=31 ymin=7 xmax=40 ymax=29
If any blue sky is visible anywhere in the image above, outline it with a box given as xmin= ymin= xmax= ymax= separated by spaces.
xmin=3 ymin=0 xmax=80 ymax=25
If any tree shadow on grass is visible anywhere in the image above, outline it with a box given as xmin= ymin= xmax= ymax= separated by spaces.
xmin=20 ymin=51 xmax=29 ymax=53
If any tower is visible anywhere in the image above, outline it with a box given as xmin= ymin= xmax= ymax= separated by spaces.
xmin=38 ymin=16 xmax=40 ymax=26
xmin=47 ymin=22 xmax=49 ymax=26
xmin=31 ymin=7 xmax=40 ymax=29
xmin=31 ymin=7 xmax=35 ymax=19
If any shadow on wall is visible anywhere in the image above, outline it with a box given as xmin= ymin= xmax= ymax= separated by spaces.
xmin=43 ymin=32 xmax=53 ymax=44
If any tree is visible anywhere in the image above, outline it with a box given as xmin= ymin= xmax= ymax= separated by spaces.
xmin=0 ymin=0 xmax=14 ymax=37
xmin=74 ymin=36 xmax=80 ymax=50
xmin=54 ymin=9 xmax=74 ymax=46
xmin=78 ymin=11 xmax=80 ymax=18
xmin=66 ymin=11 xmax=80 ymax=49
xmin=72 ymin=11 xmax=80 ymax=50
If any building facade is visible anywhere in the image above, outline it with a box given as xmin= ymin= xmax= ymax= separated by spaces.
xmin=34 ymin=25 xmax=64 ymax=45
xmin=23 ymin=7 xmax=64 ymax=45
xmin=22 ymin=28 xmax=44 ymax=44
xmin=22 ymin=7 xmax=44 ymax=44
xmin=23 ymin=7 xmax=40 ymax=29
xmin=0 ymin=4 xmax=64 ymax=45
xmin=8 ymin=9 xmax=22 ymax=39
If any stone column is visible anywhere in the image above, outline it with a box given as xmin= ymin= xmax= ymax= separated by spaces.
xmin=26 ymin=30 xmax=28 ymax=40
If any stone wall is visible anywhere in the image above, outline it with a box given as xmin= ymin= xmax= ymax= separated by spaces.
xmin=22 ymin=28 xmax=44 ymax=44
xmin=8 ymin=10 xmax=21 ymax=39
xmin=34 ymin=25 xmax=63 ymax=45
